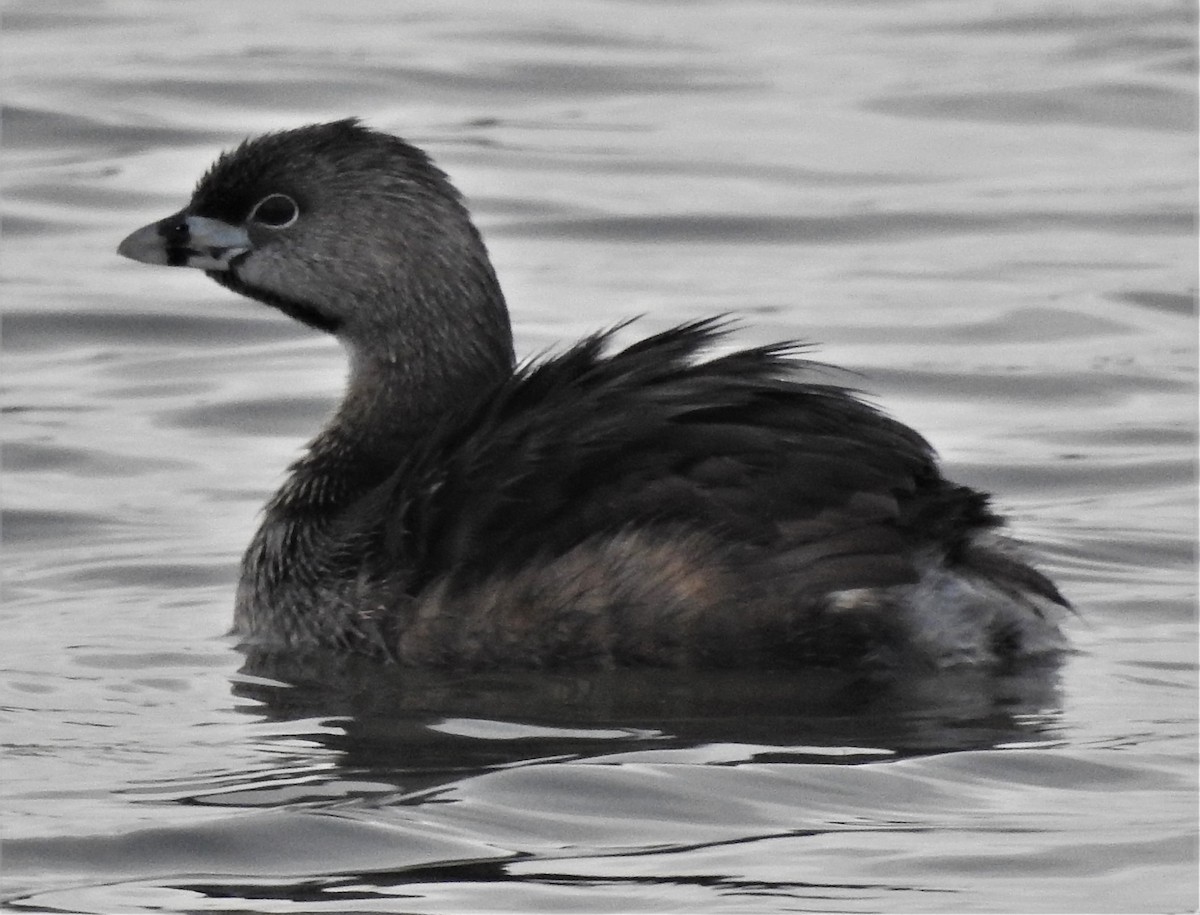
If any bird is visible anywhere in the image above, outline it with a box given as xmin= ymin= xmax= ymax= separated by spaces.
xmin=117 ymin=119 xmax=1069 ymax=670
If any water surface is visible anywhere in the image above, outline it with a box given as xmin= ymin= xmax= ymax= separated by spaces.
xmin=3 ymin=1 xmax=1196 ymax=912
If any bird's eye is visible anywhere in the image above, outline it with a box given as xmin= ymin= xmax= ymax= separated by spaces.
xmin=249 ymin=193 xmax=299 ymax=228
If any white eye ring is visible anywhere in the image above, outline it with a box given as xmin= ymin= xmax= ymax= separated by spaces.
xmin=249 ymin=193 xmax=299 ymax=228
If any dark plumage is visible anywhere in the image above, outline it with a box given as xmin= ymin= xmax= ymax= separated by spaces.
xmin=117 ymin=119 xmax=1069 ymax=669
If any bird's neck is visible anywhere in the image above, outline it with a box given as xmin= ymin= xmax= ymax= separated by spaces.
xmin=275 ymin=300 xmax=515 ymax=517
xmin=241 ymin=331 xmax=520 ymax=649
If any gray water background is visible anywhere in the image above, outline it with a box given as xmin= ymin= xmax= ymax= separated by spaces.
xmin=3 ymin=1 xmax=1197 ymax=912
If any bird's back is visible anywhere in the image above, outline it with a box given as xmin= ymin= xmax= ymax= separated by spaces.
xmin=300 ymin=320 xmax=1067 ymax=669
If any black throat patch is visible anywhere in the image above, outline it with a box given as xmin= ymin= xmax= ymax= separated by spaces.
xmin=208 ymin=269 xmax=343 ymax=335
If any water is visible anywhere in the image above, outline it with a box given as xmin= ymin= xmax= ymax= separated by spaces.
xmin=2 ymin=1 xmax=1196 ymax=912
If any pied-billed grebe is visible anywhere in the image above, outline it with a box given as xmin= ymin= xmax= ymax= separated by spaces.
xmin=118 ymin=119 xmax=1068 ymax=669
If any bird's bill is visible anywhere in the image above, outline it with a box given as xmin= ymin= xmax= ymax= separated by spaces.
xmin=117 ymin=214 xmax=251 ymax=271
